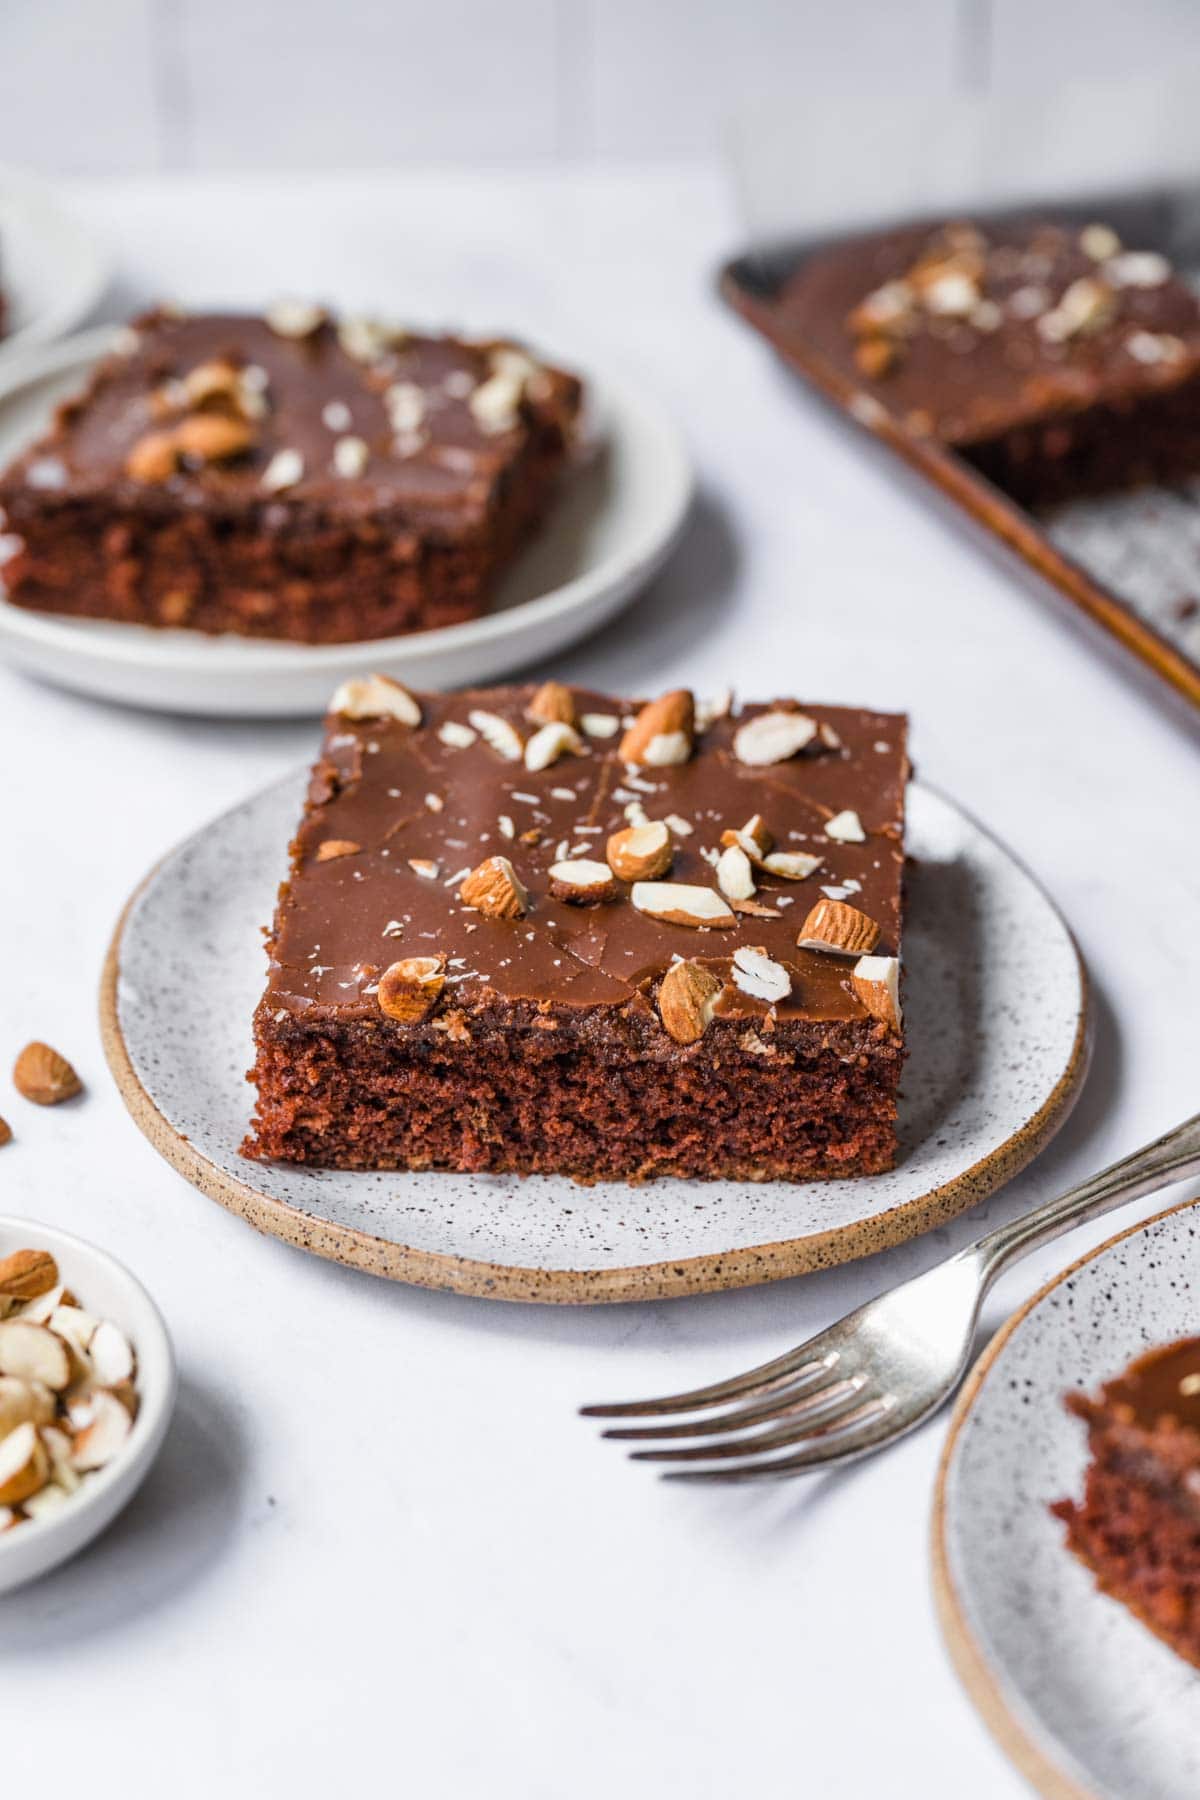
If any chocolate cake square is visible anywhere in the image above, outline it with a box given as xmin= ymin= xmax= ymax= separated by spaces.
xmin=243 ymin=677 xmax=908 ymax=1182
xmin=1054 ymin=1338 xmax=1200 ymax=1668
xmin=780 ymin=217 xmax=1200 ymax=504
xmin=0 ymin=306 xmax=581 ymax=643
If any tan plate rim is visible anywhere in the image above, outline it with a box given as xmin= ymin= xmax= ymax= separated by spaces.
xmin=99 ymin=811 xmax=1091 ymax=1306
xmin=931 ymin=1190 xmax=1200 ymax=1800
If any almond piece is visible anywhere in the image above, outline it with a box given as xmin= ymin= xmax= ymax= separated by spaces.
xmin=761 ymin=850 xmax=823 ymax=881
xmin=266 ymin=298 xmax=327 ymax=338
xmin=125 ymin=429 xmax=180 ymax=482
xmin=719 ymin=814 xmax=774 ymax=861
xmin=851 ymin=955 xmax=902 ymax=1030
xmin=174 ymin=412 xmax=255 ymax=463
xmin=716 ymin=844 xmax=755 ymax=902
xmin=469 ymin=710 xmax=524 ymax=762
xmin=0 ymin=1249 xmax=58 ymax=1301
xmin=0 ymin=1320 xmax=71 ymax=1390
xmin=733 ymin=709 xmax=818 ymax=766
xmin=315 ymin=838 xmax=360 ymax=862
xmin=826 ymin=809 xmax=866 ymax=844
xmin=606 ymin=820 xmax=672 ymax=882
xmin=658 ymin=959 xmax=722 ymax=1045
xmin=525 ymin=721 xmax=582 ymax=772
xmin=13 ymin=1041 xmax=82 ymax=1105
xmin=854 ymin=335 xmax=899 ymax=379
xmin=22 ymin=1484 xmax=69 ymax=1522
xmin=438 ymin=721 xmax=477 ymax=748
xmin=460 ymin=856 xmax=529 ymax=919
xmin=329 ymin=674 xmax=422 ymax=725
xmin=181 ymin=358 xmax=243 ymax=410
xmin=261 ymin=447 xmax=304 ymax=492
xmin=731 ymin=946 xmax=792 ymax=1004
xmin=0 ymin=1375 xmax=55 ymax=1437
xmin=71 ymin=1390 xmax=133 ymax=1472
xmin=630 ymin=882 xmax=736 ymax=929
xmin=580 ymin=712 xmax=619 ymax=738
xmin=797 ymin=898 xmax=881 ymax=957
xmin=89 ymin=1319 xmax=135 ymax=1388
xmin=377 ymin=955 xmax=447 ymax=1023
xmin=548 ymin=859 xmax=619 ymax=904
xmin=0 ymin=1421 xmax=49 ymax=1506
xmin=42 ymin=1424 xmax=81 ymax=1494
xmin=619 ymin=690 xmax=695 ymax=766
xmin=527 ymin=681 xmax=576 ymax=727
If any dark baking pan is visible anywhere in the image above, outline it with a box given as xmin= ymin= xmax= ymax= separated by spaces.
xmin=720 ymin=189 xmax=1200 ymax=712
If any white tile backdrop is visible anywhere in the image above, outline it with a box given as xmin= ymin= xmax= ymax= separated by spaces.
xmin=0 ymin=0 xmax=1196 ymax=174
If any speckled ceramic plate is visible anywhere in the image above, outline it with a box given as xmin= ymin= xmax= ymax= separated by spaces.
xmin=0 ymin=329 xmax=690 ymax=717
xmin=934 ymin=1199 xmax=1200 ymax=1800
xmin=100 ymin=773 xmax=1088 ymax=1303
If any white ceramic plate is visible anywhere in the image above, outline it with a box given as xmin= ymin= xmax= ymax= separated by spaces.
xmin=0 ymin=329 xmax=691 ymax=717
xmin=0 ymin=1217 xmax=176 ymax=1594
xmin=100 ymin=775 xmax=1088 ymax=1303
xmin=0 ymin=168 xmax=108 ymax=360
xmin=934 ymin=1200 xmax=1200 ymax=1800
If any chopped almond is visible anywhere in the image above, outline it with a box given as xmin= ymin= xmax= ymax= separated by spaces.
xmin=658 ymin=960 xmax=722 ymax=1044
xmin=797 ymin=898 xmax=881 ymax=957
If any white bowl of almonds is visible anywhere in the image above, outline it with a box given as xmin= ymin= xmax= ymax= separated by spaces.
xmin=0 ymin=1220 xmax=175 ymax=1593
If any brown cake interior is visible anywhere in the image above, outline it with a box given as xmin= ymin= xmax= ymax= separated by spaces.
xmin=1053 ymin=1337 xmax=1200 ymax=1668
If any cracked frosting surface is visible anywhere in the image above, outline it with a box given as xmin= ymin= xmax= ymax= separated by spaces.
xmin=262 ymin=685 xmax=908 ymax=1027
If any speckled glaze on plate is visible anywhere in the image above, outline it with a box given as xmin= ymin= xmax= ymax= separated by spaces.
xmin=934 ymin=1199 xmax=1200 ymax=1800
xmin=100 ymin=773 xmax=1088 ymax=1303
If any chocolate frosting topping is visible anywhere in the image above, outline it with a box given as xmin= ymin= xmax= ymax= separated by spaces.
xmin=263 ymin=685 xmax=908 ymax=1028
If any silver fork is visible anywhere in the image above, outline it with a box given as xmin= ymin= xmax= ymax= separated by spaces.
xmin=582 ymin=1114 xmax=1200 ymax=1483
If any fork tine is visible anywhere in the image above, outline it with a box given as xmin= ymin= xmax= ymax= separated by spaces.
xmin=630 ymin=1394 xmax=891 ymax=1464
xmin=658 ymin=1408 xmax=898 ymax=1483
xmin=601 ymin=1373 xmax=864 ymax=1441
xmin=579 ymin=1343 xmax=838 ymax=1420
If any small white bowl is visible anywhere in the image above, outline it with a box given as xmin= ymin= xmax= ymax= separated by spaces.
xmin=0 ymin=1217 xmax=176 ymax=1594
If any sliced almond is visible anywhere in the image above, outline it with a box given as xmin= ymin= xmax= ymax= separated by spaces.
xmin=606 ymin=820 xmax=672 ymax=883
xmin=762 ymin=850 xmax=823 ymax=881
xmin=71 ymin=1390 xmax=133 ymax=1472
xmin=548 ymin=859 xmax=619 ymax=905
xmin=733 ymin=709 xmax=818 ymax=766
xmin=266 ymin=298 xmax=327 ymax=338
xmin=378 ymin=955 xmax=447 ymax=1023
xmin=0 ymin=1375 xmax=55 ymax=1437
xmin=716 ymin=844 xmax=755 ymax=902
xmin=0 ymin=1248 xmax=58 ymax=1301
xmin=261 ymin=447 xmax=304 ymax=492
xmin=826 ymin=809 xmax=866 ymax=843
xmin=89 ymin=1319 xmax=135 ymax=1388
xmin=630 ymin=883 xmax=735 ymax=929
xmin=125 ymin=429 xmax=179 ymax=482
xmin=468 ymin=710 xmax=524 ymax=762
xmin=460 ymin=856 xmax=529 ymax=919
xmin=851 ymin=955 xmax=902 ymax=1030
xmin=731 ymin=946 xmax=792 ymax=1004
xmin=41 ymin=1425 xmax=81 ymax=1494
xmin=48 ymin=1306 xmax=99 ymax=1357
xmin=0 ymin=1421 xmax=49 ymax=1506
xmin=527 ymin=681 xmax=576 ymax=727
xmin=18 ymin=1284 xmax=68 ymax=1326
xmin=438 ymin=720 xmax=477 ymax=749
xmin=618 ymin=690 xmax=694 ymax=766
xmin=329 ymin=674 xmax=421 ymax=726
xmin=730 ymin=897 xmax=782 ymax=919
xmin=22 ymin=1484 xmax=69 ymax=1522
xmin=694 ymin=687 xmax=733 ymax=731
xmin=580 ymin=712 xmax=619 ymax=738
xmin=797 ymin=898 xmax=881 ymax=958
xmin=719 ymin=814 xmax=774 ymax=861
xmin=658 ymin=959 xmax=722 ymax=1044
xmin=13 ymin=1041 xmax=82 ymax=1105
xmin=525 ymin=721 xmax=582 ymax=772
xmin=315 ymin=838 xmax=360 ymax=862
xmin=174 ymin=412 xmax=255 ymax=463
xmin=0 ymin=1320 xmax=72 ymax=1390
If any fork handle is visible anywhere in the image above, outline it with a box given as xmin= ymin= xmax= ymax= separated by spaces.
xmin=973 ymin=1112 xmax=1200 ymax=1290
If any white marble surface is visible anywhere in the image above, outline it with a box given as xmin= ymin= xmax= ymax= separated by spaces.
xmin=2 ymin=163 xmax=1198 ymax=1798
